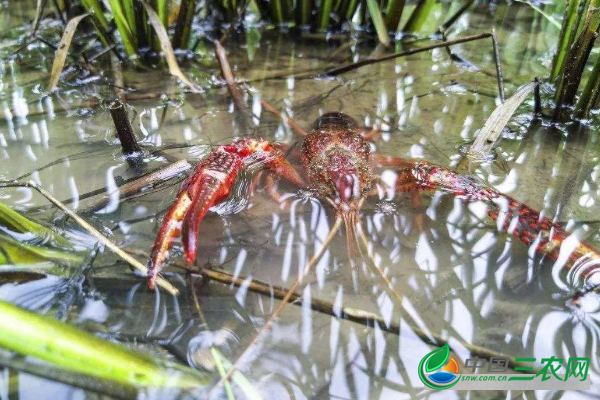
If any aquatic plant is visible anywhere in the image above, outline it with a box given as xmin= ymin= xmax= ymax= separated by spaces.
xmin=0 ymin=299 xmax=210 ymax=389
xmin=79 ymin=0 xmax=195 ymax=56
xmin=51 ymin=0 xmax=450 ymax=67
xmin=549 ymin=0 xmax=600 ymax=119
xmin=216 ymin=0 xmax=449 ymax=45
xmin=0 ymin=201 xmax=84 ymax=266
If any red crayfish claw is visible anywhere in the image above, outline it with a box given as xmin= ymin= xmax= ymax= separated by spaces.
xmin=147 ymin=138 xmax=303 ymax=289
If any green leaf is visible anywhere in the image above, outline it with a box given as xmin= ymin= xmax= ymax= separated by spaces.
xmin=403 ymin=0 xmax=436 ymax=33
xmin=0 ymin=299 xmax=211 ymax=388
xmin=107 ymin=0 xmax=136 ymax=56
xmin=210 ymin=348 xmax=263 ymax=400
xmin=0 ymin=201 xmax=84 ymax=267
xmin=0 ymin=201 xmax=73 ymax=248
xmin=424 ymin=344 xmax=449 ymax=373
xmin=46 ymin=13 xmax=90 ymax=92
xmin=366 ymin=0 xmax=390 ymax=46
xmin=514 ymin=0 xmax=560 ymax=28
xmin=0 ymin=234 xmax=82 ymax=265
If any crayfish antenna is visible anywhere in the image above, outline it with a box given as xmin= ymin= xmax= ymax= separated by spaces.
xmin=342 ymin=210 xmax=361 ymax=262
xmin=343 ymin=210 xmax=368 ymax=292
xmin=356 ymin=222 xmax=405 ymax=307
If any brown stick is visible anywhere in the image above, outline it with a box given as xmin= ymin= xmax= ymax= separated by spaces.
xmin=76 ymin=159 xmax=191 ymax=213
xmin=318 ymin=32 xmax=492 ymax=77
xmin=437 ymin=0 xmax=475 ymax=34
xmin=214 ymin=40 xmax=254 ymax=132
xmin=259 ymin=99 xmax=310 ymax=137
xmin=122 ymin=246 xmax=536 ymax=373
xmin=108 ymin=99 xmax=142 ymax=166
xmin=199 ymin=267 xmax=529 ymax=370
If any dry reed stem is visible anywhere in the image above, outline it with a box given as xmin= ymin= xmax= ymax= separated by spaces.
xmin=0 ymin=181 xmax=179 ymax=295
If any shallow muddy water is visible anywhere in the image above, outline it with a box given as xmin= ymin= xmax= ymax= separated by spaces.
xmin=1 ymin=1 xmax=600 ymax=399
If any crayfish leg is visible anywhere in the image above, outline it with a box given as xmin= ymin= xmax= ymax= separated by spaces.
xmin=148 ymin=193 xmax=193 ymax=289
xmin=394 ymin=162 xmax=499 ymax=201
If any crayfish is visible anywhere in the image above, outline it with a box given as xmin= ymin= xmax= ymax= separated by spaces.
xmin=146 ymin=109 xmax=600 ymax=298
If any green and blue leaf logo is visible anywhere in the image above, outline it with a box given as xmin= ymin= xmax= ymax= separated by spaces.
xmin=418 ymin=344 xmax=460 ymax=389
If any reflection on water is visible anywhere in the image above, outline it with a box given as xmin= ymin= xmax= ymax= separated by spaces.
xmin=1 ymin=1 xmax=600 ymax=399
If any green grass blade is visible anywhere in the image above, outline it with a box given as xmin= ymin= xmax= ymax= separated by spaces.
xmin=385 ymin=0 xmax=406 ymax=32
xmin=211 ymin=348 xmax=236 ymax=400
xmin=158 ymin=0 xmax=169 ymax=27
xmin=121 ymin=0 xmax=138 ymax=43
xmin=366 ymin=0 xmax=389 ymax=45
xmin=403 ymin=0 xmax=436 ymax=33
xmin=210 ymin=348 xmax=263 ymax=400
xmin=107 ymin=0 xmax=136 ymax=56
xmin=0 ymin=234 xmax=82 ymax=265
xmin=79 ymin=0 xmax=112 ymax=48
xmin=514 ymin=0 xmax=560 ymax=28
xmin=550 ymin=0 xmax=582 ymax=80
xmin=574 ymin=45 xmax=600 ymax=118
xmin=271 ymin=0 xmax=286 ymax=24
xmin=295 ymin=0 xmax=313 ymax=25
xmin=80 ymin=0 xmax=108 ymax=29
xmin=0 ymin=299 xmax=210 ymax=388
xmin=345 ymin=0 xmax=360 ymax=19
xmin=574 ymin=0 xmax=592 ymax=39
xmin=0 ymin=202 xmax=73 ymax=248
xmin=172 ymin=0 xmax=195 ymax=49
xmin=318 ymin=0 xmax=333 ymax=30
xmin=553 ymin=0 xmax=600 ymax=112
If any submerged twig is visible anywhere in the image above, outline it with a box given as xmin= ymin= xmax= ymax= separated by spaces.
xmin=259 ymin=99 xmax=310 ymax=137
xmin=318 ymin=32 xmax=492 ymax=77
xmin=0 ymin=181 xmax=178 ymax=295
xmin=108 ymin=99 xmax=143 ymax=167
xmin=122 ymin=249 xmax=535 ymax=375
xmin=214 ymin=40 xmax=254 ymax=133
xmin=209 ymin=217 xmax=343 ymax=396
xmin=76 ymin=159 xmax=191 ymax=213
